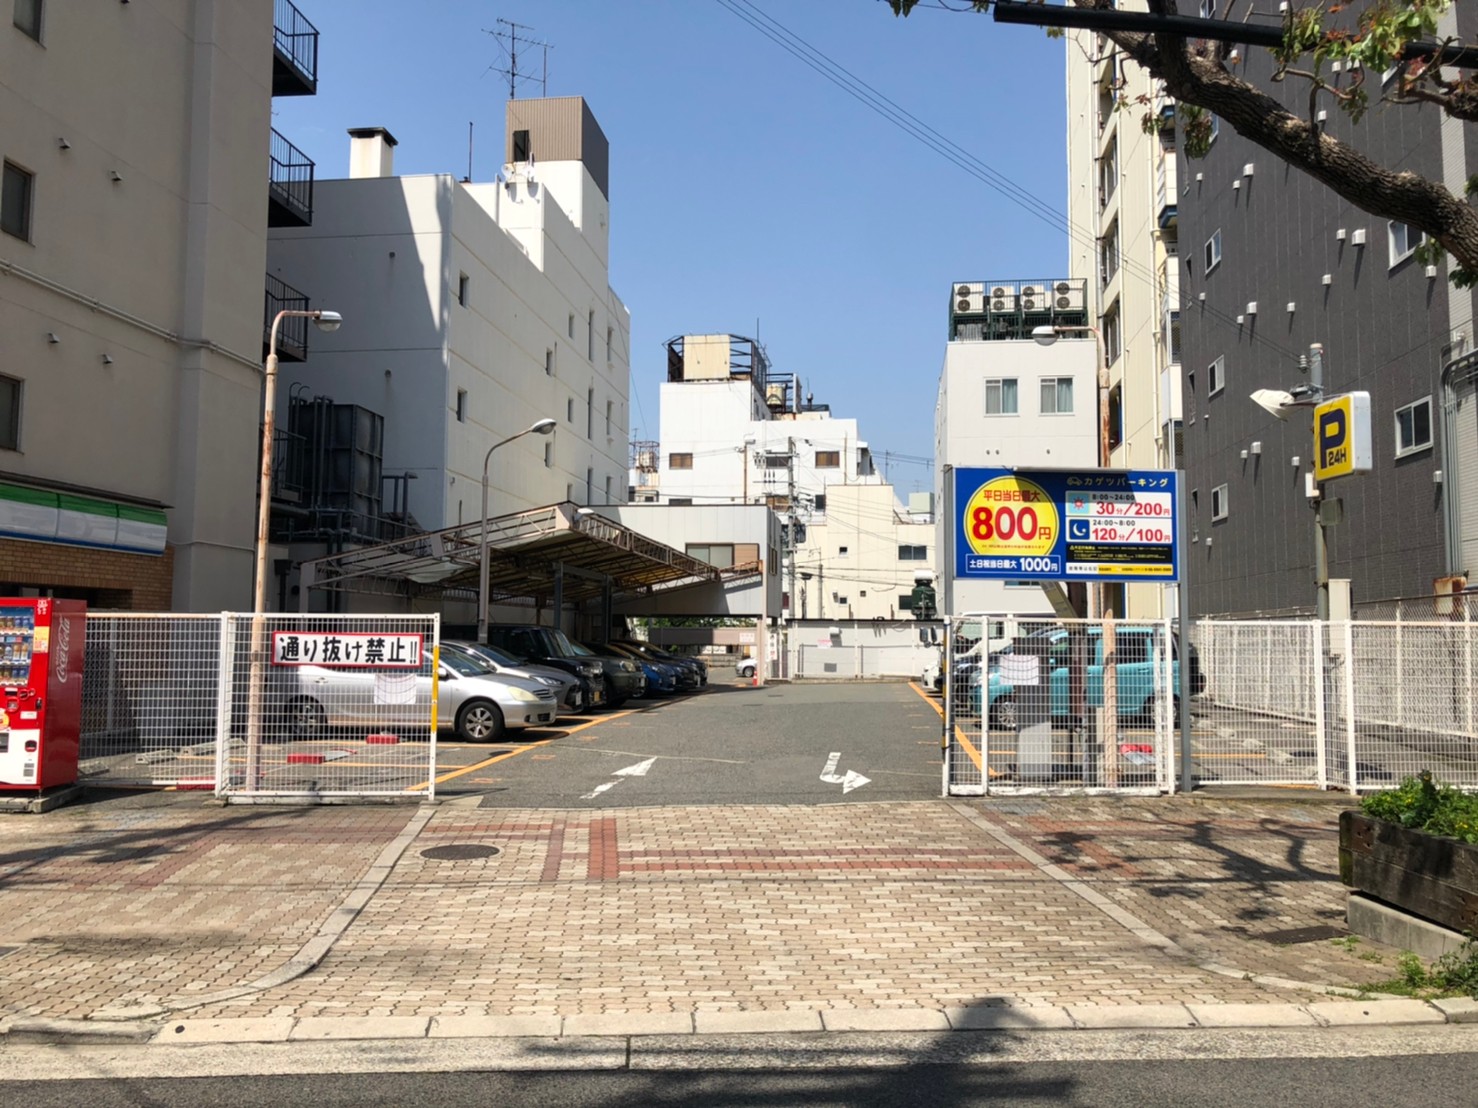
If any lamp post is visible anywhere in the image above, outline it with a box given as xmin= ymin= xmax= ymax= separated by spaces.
xmin=245 ymin=308 xmax=343 ymax=791
xmin=478 ymin=418 xmax=557 ymax=642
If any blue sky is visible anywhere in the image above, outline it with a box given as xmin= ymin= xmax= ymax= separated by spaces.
xmin=273 ymin=0 xmax=1069 ymax=498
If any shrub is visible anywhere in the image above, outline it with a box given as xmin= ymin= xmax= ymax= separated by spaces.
xmin=1361 ymin=771 xmax=1478 ymax=845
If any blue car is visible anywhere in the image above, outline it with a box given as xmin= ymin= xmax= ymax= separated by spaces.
xmin=965 ymin=627 xmax=1204 ymax=728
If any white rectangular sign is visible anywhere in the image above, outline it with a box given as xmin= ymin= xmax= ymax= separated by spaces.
xmin=271 ymin=631 xmax=424 ymax=668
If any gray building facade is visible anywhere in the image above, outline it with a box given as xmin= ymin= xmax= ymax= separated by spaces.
xmin=1177 ymin=6 xmax=1477 ymax=616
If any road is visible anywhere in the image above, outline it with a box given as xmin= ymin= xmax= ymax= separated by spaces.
xmin=3 ymin=1026 xmax=1476 ymax=1106
xmin=428 ymin=677 xmax=948 ymax=806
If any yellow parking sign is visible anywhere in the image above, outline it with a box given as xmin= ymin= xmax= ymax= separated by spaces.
xmin=1313 ymin=392 xmax=1372 ymax=481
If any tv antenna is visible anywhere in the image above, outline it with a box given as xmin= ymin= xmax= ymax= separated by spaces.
xmin=485 ymin=18 xmax=551 ymax=100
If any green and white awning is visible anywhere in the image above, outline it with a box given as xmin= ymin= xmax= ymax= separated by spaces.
xmin=0 ymin=483 xmax=167 ymax=556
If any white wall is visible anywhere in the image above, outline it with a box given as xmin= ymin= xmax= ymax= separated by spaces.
xmin=605 ymin=503 xmax=782 ymax=616
xmin=793 ymin=483 xmax=934 ymax=620
xmin=1 ymin=0 xmax=274 ymax=609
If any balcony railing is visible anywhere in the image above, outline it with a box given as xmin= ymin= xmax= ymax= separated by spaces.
xmin=268 ymin=128 xmax=315 ymax=227
xmin=272 ymin=0 xmax=319 ymax=96
xmin=264 ymin=273 xmax=310 ymax=362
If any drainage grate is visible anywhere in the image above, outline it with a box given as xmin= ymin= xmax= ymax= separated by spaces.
xmin=420 ymin=844 xmax=502 ymax=861
xmin=1257 ymin=924 xmax=1347 ymax=945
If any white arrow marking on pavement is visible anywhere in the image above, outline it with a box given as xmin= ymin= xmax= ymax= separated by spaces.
xmin=819 ymin=753 xmax=869 ymax=793
xmin=612 ymin=757 xmax=656 ymax=777
xmin=580 ymin=780 xmax=619 ymax=800
xmin=819 ymin=752 xmax=844 ymax=784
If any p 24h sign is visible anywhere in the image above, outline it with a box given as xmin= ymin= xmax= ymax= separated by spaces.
xmin=1313 ymin=392 xmax=1373 ymax=482
xmin=953 ymin=467 xmax=1180 ymax=583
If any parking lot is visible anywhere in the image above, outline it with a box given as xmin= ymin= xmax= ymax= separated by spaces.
xmin=428 ymin=672 xmax=948 ymax=806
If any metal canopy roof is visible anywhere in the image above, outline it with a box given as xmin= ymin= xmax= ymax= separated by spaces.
xmin=297 ymin=501 xmax=722 ymax=607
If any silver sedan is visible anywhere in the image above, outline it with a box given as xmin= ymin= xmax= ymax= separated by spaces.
xmin=278 ymin=643 xmax=558 ymax=743
xmin=449 ymin=640 xmax=586 ymax=715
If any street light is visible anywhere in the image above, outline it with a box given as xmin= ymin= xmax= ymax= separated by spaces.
xmin=246 ymin=308 xmax=343 ymax=790
xmin=478 ymin=417 xmax=558 ymax=642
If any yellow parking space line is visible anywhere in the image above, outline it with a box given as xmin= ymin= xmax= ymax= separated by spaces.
xmin=413 ymin=708 xmax=638 ymax=790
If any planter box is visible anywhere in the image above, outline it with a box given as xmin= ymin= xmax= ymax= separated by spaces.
xmin=1339 ymin=811 xmax=1478 ymax=935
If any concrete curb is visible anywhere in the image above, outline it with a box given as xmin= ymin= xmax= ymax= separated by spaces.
xmin=4 ymin=999 xmax=1472 ymax=1047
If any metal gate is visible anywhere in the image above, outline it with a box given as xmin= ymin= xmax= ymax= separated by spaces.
xmin=80 ymin=612 xmax=439 ymax=799
xmin=943 ymin=614 xmax=1174 ymax=795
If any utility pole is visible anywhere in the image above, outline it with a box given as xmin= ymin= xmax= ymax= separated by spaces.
xmin=486 ymin=19 xmax=551 ymax=101
xmin=1310 ymin=343 xmax=1331 ymax=621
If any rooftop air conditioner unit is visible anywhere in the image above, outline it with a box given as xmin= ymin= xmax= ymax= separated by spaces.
xmin=990 ymin=293 xmax=1018 ymax=313
xmin=1020 ymin=284 xmax=1047 ymax=310
xmin=954 ymin=282 xmax=985 ymax=314
xmin=1053 ymin=282 xmax=1086 ymax=312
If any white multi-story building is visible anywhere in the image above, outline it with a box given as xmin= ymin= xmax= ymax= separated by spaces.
xmin=934 ymin=279 xmax=1098 ymax=616
xmin=634 ymin=333 xmax=933 ymax=620
xmin=1 ymin=0 xmax=314 ymax=610
xmin=266 ymin=98 xmax=631 ymax=594
xmin=1065 ymin=11 xmax=1184 ymax=617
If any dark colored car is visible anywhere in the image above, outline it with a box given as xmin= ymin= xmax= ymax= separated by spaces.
xmin=569 ymin=640 xmax=648 ymax=707
xmin=482 ymin=624 xmax=608 ymax=710
xmin=601 ymin=641 xmax=697 ymax=693
xmin=611 ymin=640 xmax=708 ymax=687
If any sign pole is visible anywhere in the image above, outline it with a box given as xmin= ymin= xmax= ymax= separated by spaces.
xmin=1176 ymin=471 xmax=1194 ymax=794
xmin=1310 ymin=344 xmax=1330 ymax=621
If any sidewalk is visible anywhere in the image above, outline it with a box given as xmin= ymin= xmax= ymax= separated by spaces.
xmin=0 ymin=790 xmax=1465 ymax=1045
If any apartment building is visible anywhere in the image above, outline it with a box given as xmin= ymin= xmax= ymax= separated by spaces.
xmin=1065 ymin=6 xmax=1184 ymax=619
xmin=265 ymin=98 xmax=632 ymax=613
xmin=1170 ymin=5 xmax=1477 ymax=615
xmin=934 ymin=279 xmax=1099 ymax=617
xmin=0 ymin=0 xmax=314 ymax=610
xmin=634 ymin=333 xmax=932 ymax=619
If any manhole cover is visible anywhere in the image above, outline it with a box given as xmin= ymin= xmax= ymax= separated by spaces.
xmin=420 ymin=844 xmax=501 ymax=861
xmin=1258 ymin=924 xmax=1347 ymax=945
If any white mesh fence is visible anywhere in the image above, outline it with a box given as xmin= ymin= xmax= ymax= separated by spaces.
xmin=80 ymin=614 xmax=226 ymax=788
xmin=80 ymin=612 xmax=441 ymax=798
xmin=1193 ymin=619 xmax=1478 ymax=791
xmin=945 ymin=614 xmax=1173 ymax=796
xmin=220 ymin=613 xmax=441 ymax=800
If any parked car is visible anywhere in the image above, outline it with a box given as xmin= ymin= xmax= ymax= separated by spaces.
xmin=448 ymin=639 xmax=587 ymax=715
xmin=736 ymin=655 xmax=758 ymax=679
xmin=593 ymin=643 xmax=677 ymax=697
xmin=482 ymin=624 xmax=607 ymax=710
xmin=568 ymin=640 xmax=648 ymax=706
xmin=602 ymin=641 xmax=700 ymax=692
xmin=612 ymin=640 xmax=707 ymax=687
xmin=967 ymin=626 xmax=1205 ymax=728
xmin=279 ymin=642 xmax=558 ymax=743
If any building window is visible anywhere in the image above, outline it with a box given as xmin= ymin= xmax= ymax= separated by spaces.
xmin=1211 ymin=483 xmax=1229 ymax=521
xmin=686 ymin=543 xmax=735 ymax=569
xmin=567 ymin=397 xmax=574 ymax=423
xmin=984 ymin=377 xmax=1018 ymax=415
xmin=605 ymin=399 xmax=613 ymax=437
xmin=1198 ymin=0 xmax=1217 ymax=17
xmin=1388 ymin=221 xmax=1427 ymax=268
xmin=604 ymin=474 xmax=612 ymax=504
xmin=457 ymin=272 xmax=469 ymax=307
xmin=1208 ymin=355 xmax=1225 ymax=397
xmin=545 ymin=348 xmax=555 ymax=376
xmin=815 ymin=450 xmax=840 ymax=468
xmin=512 ymin=128 xmax=531 ymax=162
xmin=838 ymin=545 xmax=849 ymax=557
xmin=899 ymin=593 xmax=915 ymax=611
xmin=455 ymin=389 xmax=468 ymax=423
xmin=813 ymin=493 xmax=827 ymax=512
xmin=1107 ymin=383 xmax=1124 ymax=450
xmin=544 ymin=440 xmax=552 ymax=468
xmin=763 ymin=452 xmax=788 ymax=470
xmin=0 ymin=374 xmax=20 ymax=451
xmin=567 ymin=313 xmax=575 ymax=339
xmin=1098 ymin=219 xmax=1119 ymax=288
xmin=836 ymin=595 xmax=849 ymax=606
xmin=1204 ymin=229 xmax=1222 ymax=274
xmin=669 ymin=452 xmax=693 ymax=469
xmin=585 ymin=467 xmax=593 ymax=503
xmin=13 ymin=0 xmax=41 ymax=42
xmin=1040 ymin=377 xmax=1074 ymax=414
xmin=1097 ymin=135 xmax=1117 ymax=209
xmin=1208 ymin=114 xmax=1220 ymax=144
xmin=2 ymin=161 xmax=34 ymax=242
xmin=586 ymin=386 xmax=594 ymax=439
xmin=1395 ymin=396 xmax=1433 ymax=457
xmin=1103 ymin=304 xmax=1122 ymax=364
xmin=587 ymin=311 xmax=595 ymax=361
xmin=898 ymin=544 xmax=928 ymax=561
xmin=670 ymin=497 xmax=692 ymax=506
xmin=606 ymin=326 xmax=614 ymax=362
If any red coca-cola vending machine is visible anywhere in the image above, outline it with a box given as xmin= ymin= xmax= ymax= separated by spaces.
xmin=0 ymin=598 xmax=86 ymax=792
